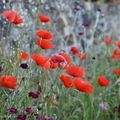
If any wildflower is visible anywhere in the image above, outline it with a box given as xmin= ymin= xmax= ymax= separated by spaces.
xmin=82 ymin=22 xmax=91 ymax=28
xmin=2 ymin=10 xmax=23 ymax=25
xmin=0 ymin=67 xmax=3 ymax=72
xmin=60 ymin=74 xmax=73 ymax=88
xmin=70 ymin=46 xmax=79 ymax=55
xmin=20 ymin=63 xmax=28 ymax=69
xmin=59 ymin=51 xmax=72 ymax=65
xmin=9 ymin=107 xmax=18 ymax=114
xmin=17 ymin=114 xmax=26 ymax=120
xmin=36 ymin=30 xmax=53 ymax=40
xmin=36 ymin=39 xmax=41 ymax=45
xmin=98 ymin=75 xmax=110 ymax=87
xmin=99 ymin=102 xmax=108 ymax=110
xmin=32 ymin=53 xmax=48 ymax=66
xmin=104 ymin=37 xmax=112 ymax=46
xmin=50 ymin=53 xmax=70 ymax=68
xmin=112 ymin=48 xmax=120 ymax=59
xmin=73 ymin=78 xmax=94 ymax=94
xmin=115 ymin=40 xmax=120 ymax=48
xmin=50 ymin=54 xmax=65 ymax=63
xmin=39 ymin=14 xmax=50 ymax=23
xmin=42 ymin=60 xmax=51 ymax=70
xmin=32 ymin=53 xmax=50 ymax=70
xmin=25 ymin=107 xmax=32 ymax=114
xmin=0 ymin=75 xmax=17 ymax=89
xmin=28 ymin=92 xmax=39 ymax=99
xmin=66 ymin=65 xmax=85 ymax=78
xmin=73 ymin=5 xmax=80 ymax=12
xmin=78 ymin=53 xmax=87 ymax=60
xmin=49 ymin=60 xmax=58 ymax=69
xmin=78 ymin=32 xmax=84 ymax=36
xmin=113 ymin=68 xmax=120 ymax=76
xmin=36 ymin=115 xmax=46 ymax=120
xmin=38 ymin=39 xmax=54 ymax=50
xmin=19 ymin=51 xmax=29 ymax=61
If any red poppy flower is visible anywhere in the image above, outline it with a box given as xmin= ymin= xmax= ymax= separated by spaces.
xmin=73 ymin=78 xmax=94 ymax=94
xmin=79 ymin=53 xmax=87 ymax=60
xmin=59 ymin=52 xmax=72 ymax=65
xmin=32 ymin=53 xmax=50 ymax=70
xmin=19 ymin=50 xmax=29 ymax=61
xmin=60 ymin=74 xmax=73 ymax=88
xmin=0 ymin=75 xmax=17 ymax=89
xmin=2 ymin=10 xmax=23 ymax=25
xmin=104 ymin=37 xmax=112 ymax=46
xmin=49 ymin=60 xmax=58 ymax=69
xmin=39 ymin=14 xmax=50 ymax=23
xmin=112 ymin=48 xmax=120 ymax=59
xmin=98 ymin=75 xmax=110 ymax=87
xmin=39 ymin=39 xmax=54 ymax=50
xmin=36 ymin=39 xmax=41 ymax=45
xmin=70 ymin=46 xmax=79 ymax=55
xmin=66 ymin=65 xmax=85 ymax=78
xmin=36 ymin=30 xmax=53 ymax=40
xmin=32 ymin=53 xmax=48 ymax=66
xmin=42 ymin=60 xmax=50 ymax=70
xmin=50 ymin=54 xmax=65 ymax=63
xmin=113 ymin=68 xmax=120 ymax=76
xmin=115 ymin=40 xmax=120 ymax=48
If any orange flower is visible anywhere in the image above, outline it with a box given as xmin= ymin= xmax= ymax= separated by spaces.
xmin=2 ymin=10 xmax=23 ymax=25
xmin=60 ymin=74 xmax=73 ymax=88
xmin=103 ymin=37 xmax=112 ymax=46
xmin=36 ymin=30 xmax=53 ymax=40
xmin=32 ymin=53 xmax=50 ymax=70
xmin=115 ymin=40 xmax=120 ymax=48
xmin=38 ymin=39 xmax=54 ymax=50
xmin=0 ymin=75 xmax=17 ymax=89
xmin=59 ymin=52 xmax=72 ymax=65
xmin=66 ymin=65 xmax=85 ymax=78
xmin=39 ymin=14 xmax=50 ymax=23
xmin=113 ymin=68 xmax=120 ymax=76
xmin=73 ymin=78 xmax=94 ymax=94
xmin=19 ymin=50 xmax=29 ymax=61
xmin=98 ymin=75 xmax=110 ymax=87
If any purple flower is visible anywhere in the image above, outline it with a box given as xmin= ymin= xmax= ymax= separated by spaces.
xmin=25 ymin=107 xmax=32 ymax=113
xmin=9 ymin=107 xmax=18 ymax=114
xmin=20 ymin=63 xmax=28 ymax=69
xmin=99 ymin=102 xmax=108 ymax=110
xmin=17 ymin=114 xmax=26 ymax=120
xmin=82 ymin=22 xmax=91 ymax=28
xmin=0 ymin=67 xmax=3 ymax=72
xmin=28 ymin=92 xmax=39 ymax=99
xmin=36 ymin=115 xmax=47 ymax=120
xmin=78 ymin=32 xmax=84 ymax=36
xmin=73 ymin=6 xmax=80 ymax=12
